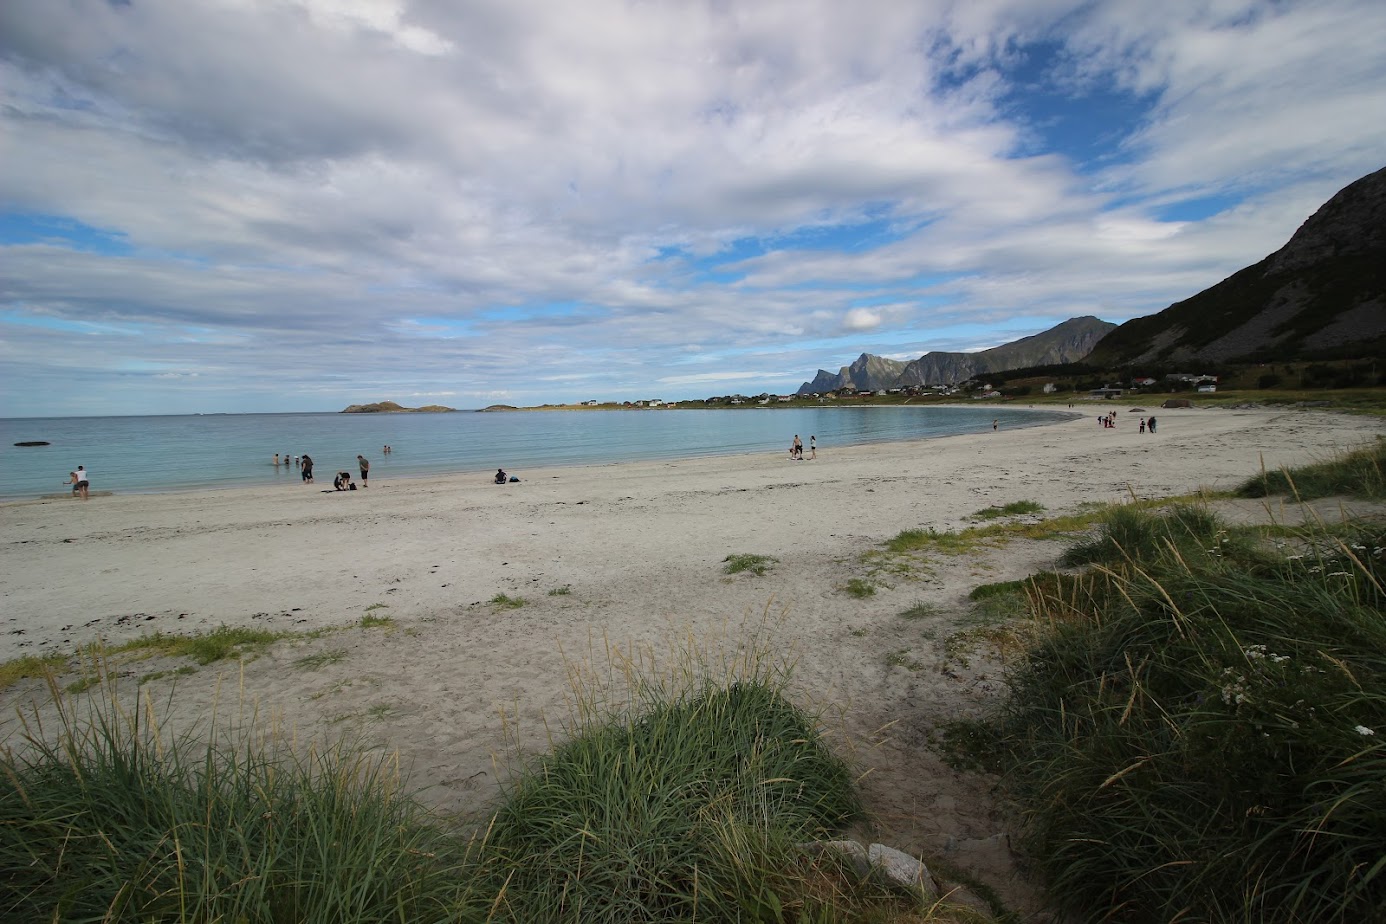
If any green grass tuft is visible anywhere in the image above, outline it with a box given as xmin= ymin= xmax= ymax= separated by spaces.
xmin=723 ymin=553 xmax=778 ymax=576
xmin=971 ymin=500 xmax=1045 ymax=520
xmin=0 ymin=652 xmax=69 ymax=692
xmin=489 ymin=593 xmax=526 ymax=609
xmin=843 ymin=578 xmax=876 ymax=598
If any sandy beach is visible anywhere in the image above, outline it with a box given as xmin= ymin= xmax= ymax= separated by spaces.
xmin=3 ymin=404 xmax=1382 ymax=915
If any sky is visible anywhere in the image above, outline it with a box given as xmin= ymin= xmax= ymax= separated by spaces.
xmin=2 ymin=0 xmax=1385 ymax=416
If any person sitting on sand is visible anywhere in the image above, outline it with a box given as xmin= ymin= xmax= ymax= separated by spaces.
xmin=495 ymin=468 xmax=507 ymax=484
xmin=333 ymin=472 xmax=347 ymax=491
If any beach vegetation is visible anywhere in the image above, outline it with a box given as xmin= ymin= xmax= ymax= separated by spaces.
xmin=489 ymin=593 xmax=526 ymax=608
xmin=898 ymin=601 xmax=940 ymax=620
xmin=294 ymin=648 xmax=349 ymax=670
xmin=358 ymin=613 xmax=395 ymax=628
xmin=547 ymin=585 xmax=572 ymax=596
xmin=138 ymin=666 xmax=197 ymax=685
xmin=363 ymin=602 xmax=389 ymax=611
xmin=1 ymin=673 xmax=485 ymax=924
xmin=970 ymin=500 xmax=1044 ymax=520
xmin=3 ymin=626 xmax=999 ymax=922
xmin=0 ymin=652 xmax=68 ymax=692
xmin=723 ymin=552 xmax=778 ymax=575
xmin=1236 ymin=436 xmax=1386 ymax=500
xmin=885 ymin=648 xmax=923 ymax=671
xmin=974 ymin=503 xmax=1386 ymax=922
xmin=843 ymin=577 xmax=877 ymax=598
xmin=110 ymin=625 xmax=290 ymax=665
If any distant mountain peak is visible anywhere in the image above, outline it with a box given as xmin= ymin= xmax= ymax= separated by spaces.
xmin=797 ymin=316 xmax=1115 ymax=394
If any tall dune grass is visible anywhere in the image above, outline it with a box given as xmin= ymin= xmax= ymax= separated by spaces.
xmin=1237 ymin=437 xmax=1386 ymax=500
xmin=1 ymin=675 xmax=485 ymax=923
xmin=998 ymin=504 xmax=1386 ymax=922
xmin=480 ymin=630 xmax=863 ymax=923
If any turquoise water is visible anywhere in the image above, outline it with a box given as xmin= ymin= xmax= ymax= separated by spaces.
xmin=0 ymin=406 xmax=1072 ymax=500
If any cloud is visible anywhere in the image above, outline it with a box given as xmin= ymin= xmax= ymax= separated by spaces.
xmin=842 ymin=308 xmax=883 ymax=332
xmin=1 ymin=0 xmax=1383 ymax=414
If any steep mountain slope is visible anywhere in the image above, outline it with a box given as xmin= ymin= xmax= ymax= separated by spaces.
xmin=1087 ymin=165 xmax=1386 ymax=366
xmin=797 ymin=316 xmax=1114 ymax=394
xmin=898 ymin=316 xmax=1114 ymax=386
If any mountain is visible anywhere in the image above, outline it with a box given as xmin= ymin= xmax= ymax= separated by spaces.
xmin=799 ymin=353 xmax=912 ymax=394
xmin=1086 ymin=165 xmax=1386 ymax=366
xmin=796 ymin=316 xmax=1115 ymax=394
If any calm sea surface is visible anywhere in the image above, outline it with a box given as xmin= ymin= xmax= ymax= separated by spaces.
xmin=0 ymin=406 xmax=1072 ymax=500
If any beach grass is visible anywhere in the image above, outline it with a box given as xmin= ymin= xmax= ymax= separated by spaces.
xmin=0 ymin=674 xmax=488 ymax=924
xmin=358 ymin=613 xmax=395 ymax=628
xmin=723 ymin=552 xmax=778 ymax=575
xmin=109 ymin=624 xmax=291 ymax=665
xmin=982 ymin=502 xmax=1386 ymax=922
xmin=1236 ymin=436 xmax=1386 ymax=500
xmin=489 ymin=593 xmax=526 ymax=608
xmin=843 ymin=577 xmax=877 ymax=598
xmin=7 ymin=624 xmax=999 ymax=922
xmin=970 ymin=500 xmax=1044 ymax=520
xmin=0 ymin=652 xmax=69 ymax=691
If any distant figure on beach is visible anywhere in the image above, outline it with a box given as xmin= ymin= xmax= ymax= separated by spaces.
xmin=495 ymin=468 xmax=507 ymax=484
xmin=791 ymin=434 xmax=802 ymax=460
xmin=1147 ymin=416 xmax=1157 ymax=434
xmin=357 ymin=454 xmax=370 ymax=487
xmin=74 ymin=465 xmax=89 ymax=499
xmin=301 ymin=454 xmax=313 ymax=483
xmin=333 ymin=471 xmax=347 ymax=490
xmin=1139 ymin=418 xmax=1146 ymax=433
xmin=809 ymin=435 xmax=816 ymax=460
xmin=68 ymin=471 xmax=79 ymax=496
xmin=273 ymin=453 xmax=280 ymax=466
xmin=992 ymin=419 xmax=998 ymax=431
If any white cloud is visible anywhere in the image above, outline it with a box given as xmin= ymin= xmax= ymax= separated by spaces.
xmin=0 ymin=0 xmax=1383 ymax=413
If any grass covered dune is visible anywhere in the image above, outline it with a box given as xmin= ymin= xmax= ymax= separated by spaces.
xmin=3 ymin=406 xmax=1385 ymax=922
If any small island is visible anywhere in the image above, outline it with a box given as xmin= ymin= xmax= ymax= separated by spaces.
xmin=340 ymin=401 xmax=456 ymax=414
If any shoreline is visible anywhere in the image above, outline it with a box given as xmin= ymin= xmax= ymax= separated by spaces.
xmin=1 ymin=404 xmax=1078 ymax=504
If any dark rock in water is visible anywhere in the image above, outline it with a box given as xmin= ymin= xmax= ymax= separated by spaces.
xmin=14 ymin=441 xmax=50 ymax=446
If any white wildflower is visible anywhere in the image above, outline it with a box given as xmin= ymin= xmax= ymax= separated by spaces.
xmin=1356 ymin=726 xmax=1376 ymax=736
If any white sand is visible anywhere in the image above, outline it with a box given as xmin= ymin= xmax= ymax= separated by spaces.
xmin=2 ymin=404 xmax=1381 ymax=913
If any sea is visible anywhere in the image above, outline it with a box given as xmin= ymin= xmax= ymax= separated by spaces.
xmin=0 ymin=405 xmax=1074 ymax=501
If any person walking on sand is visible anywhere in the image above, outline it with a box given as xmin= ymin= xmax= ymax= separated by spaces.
xmin=357 ymin=454 xmax=370 ymax=487
xmin=993 ymin=419 xmax=998 ymax=431
xmin=300 ymin=453 xmax=313 ymax=483
xmin=74 ymin=465 xmax=90 ymax=499
xmin=1147 ymin=416 xmax=1157 ymax=434
xmin=809 ymin=435 xmax=816 ymax=460
xmin=791 ymin=434 xmax=803 ymax=460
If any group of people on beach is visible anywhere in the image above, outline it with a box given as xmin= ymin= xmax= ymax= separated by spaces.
xmin=789 ymin=434 xmax=816 ymax=460
xmin=272 ymin=452 xmax=371 ymax=488
xmin=1097 ymin=412 xmax=1157 ymax=433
